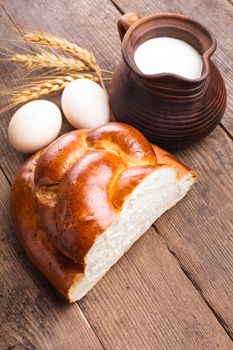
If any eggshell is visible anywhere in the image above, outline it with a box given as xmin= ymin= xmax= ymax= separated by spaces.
xmin=8 ymin=100 xmax=62 ymax=153
xmin=61 ymin=79 xmax=110 ymax=129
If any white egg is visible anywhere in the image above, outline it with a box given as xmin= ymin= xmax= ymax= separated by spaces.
xmin=8 ymin=100 xmax=62 ymax=153
xmin=61 ymin=79 xmax=110 ymax=129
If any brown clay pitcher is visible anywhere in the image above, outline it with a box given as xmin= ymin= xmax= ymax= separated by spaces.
xmin=109 ymin=13 xmax=227 ymax=149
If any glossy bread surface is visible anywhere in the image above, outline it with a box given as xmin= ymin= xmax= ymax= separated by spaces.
xmin=11 ymin=122 xmax=191 ymax=300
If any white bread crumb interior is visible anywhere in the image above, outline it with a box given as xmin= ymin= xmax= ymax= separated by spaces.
xmin=68 ymin=167 xmax=194 ymax=301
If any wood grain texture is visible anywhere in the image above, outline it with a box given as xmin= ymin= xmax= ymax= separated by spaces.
xmin=113 ymin=0 xmax=233 ymax=337
xmin=0 ymin=0 xmax=122 ymax=182
xmin=0 ymin=169 xmax=104 ymax=350
xmin=79 ymin=226 xmax=233 ymax=350
xmin=155 ymin=127 xmax=233 ymax=337
xmin=112 ymin=0 xmax=233 ymax=136
xmin=1 ymin=161 xmax=232 ymax=350
xmin=0 ymin=0 xmax=233 ymax=349
xmin=0 ymin=5 xmax=27 ymax=181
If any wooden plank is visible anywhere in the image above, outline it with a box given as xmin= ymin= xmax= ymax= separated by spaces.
xmin=0 ymin=6 xmax=27 ymax=180
xmin=2 ymin=148 xmax=231 ymax=349
xmin=111 ymin=0 xmax=233 ymax=338
xmin=79 ymin=226 xmax=233 ymax=350
xmin=0 ymin=0 xmax=123 ymax=182
xmin=0 ymin=3 xmax=79 ymax=182
xmin=0 ymin=0 xmax=233 ymax=349
xmin=155 ymin=127 xmax=233 ymax=337
xmin=112 ymin=0 xmax=233 ymax=136
xmin=0 ymin=0 xmax=124 ymax=181
xmin=0 ymin=169 xmax=104 ymax=350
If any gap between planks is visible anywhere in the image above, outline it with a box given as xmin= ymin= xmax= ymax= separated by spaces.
xmin=1 ymin=0 xmax=232 ymax=345
xmin=153 ymin=223 xmax=233 ymax=340
xmin=93 ymin=0 xmax=233 ymax=339
xmin=110 ymin=0 xmax=124 ymax=14
xmin=0 ymin=165 xmax=11 ymax=186
xmin=220 ymin=123 xmax=233 ymax=141
xmin=1 ymin=0 xmax=233 ymax=143
xmin=1 ymin=138 xmax=232 ymax=344
xmin=107 ymin=3 xmax=233 ymax=338
xmin=108 ymin=0 xmax=233 ymax=140
xmin=0 ymin=2 xmax=20 ymax=32
xmin=0 ymin=167 xmax=106 ymax=350
xmin=74 ymin=304 xmax=107 ymax=350
xmin=0 ymin=5 xmax=107 ymax=348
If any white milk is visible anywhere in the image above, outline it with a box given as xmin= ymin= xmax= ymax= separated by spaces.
xmin=134 ymin=37 xmax=203 ymax=79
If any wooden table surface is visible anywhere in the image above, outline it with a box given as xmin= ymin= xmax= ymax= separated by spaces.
xmin=0 ymin=1 xmax=233 ymax=349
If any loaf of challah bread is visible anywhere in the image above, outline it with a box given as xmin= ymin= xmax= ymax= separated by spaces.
xmin=11 ymin=123 xmax=195 ymax=302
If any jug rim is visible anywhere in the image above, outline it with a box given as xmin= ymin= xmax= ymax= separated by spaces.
xmin=121 ymin=12 xmax=217 ymax=84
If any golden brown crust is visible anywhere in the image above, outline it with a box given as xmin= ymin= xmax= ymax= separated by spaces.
xmin=34 ymin=130 xmax=88 ymax=187
xmin=56 ymin=150 xmax=125 ymax=262
xmin=152 ymin=144 xmax=191 ymax=179
xmin=112 ymin=165 xmax=159 ymax=209
xmin=11 ymin=122 xmax=194 ymax=301
xmin=87 ymin=123 xmax=157 ymax=165
xmin=11 ymin=154 xmax=83 ymax=300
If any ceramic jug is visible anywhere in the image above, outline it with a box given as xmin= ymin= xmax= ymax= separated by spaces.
xmin=109 ymin=13 xmax=227 ymax=149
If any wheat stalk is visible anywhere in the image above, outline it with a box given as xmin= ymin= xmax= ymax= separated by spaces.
xmin=11 ymin=73 xmax=100 ymax=104
xmin=24 ymin=32 xmax=109 ymax=90
xmin=10 ymin=51 xmax=90 ymax=72
xmin=24 ymin=33 xmax=96 ymax=70
xmin=0 ymin=30 xmax=113 ymax=114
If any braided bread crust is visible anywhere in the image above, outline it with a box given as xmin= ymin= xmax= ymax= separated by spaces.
xmin=11 ymin=123 xmax=195 ymax=301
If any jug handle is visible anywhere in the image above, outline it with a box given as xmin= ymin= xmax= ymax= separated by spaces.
xmin=117 ymin=13 xmax=141 ymax=41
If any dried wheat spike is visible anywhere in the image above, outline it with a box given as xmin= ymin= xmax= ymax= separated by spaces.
xmin=12 ymin=73 xmax=99 ymax=104
xmin=10 ymin=52 xmax=90 ymax=71
xmin=24 ymin=33 xmax=96 ymax=70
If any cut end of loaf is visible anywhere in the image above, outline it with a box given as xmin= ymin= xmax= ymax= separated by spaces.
xmin=68 ymin=167 xmax=195 ymax=302
xmin=11 ymin=124 xmax=196 ymax=303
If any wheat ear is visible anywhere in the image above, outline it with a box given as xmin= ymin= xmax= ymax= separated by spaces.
xmin=11 ymin=73 xmax=99 ymax=104
xmin=10 ymin=51 xmax=90 ymax=71
xmin=24 ymin=33 xmax=96 ymax=70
